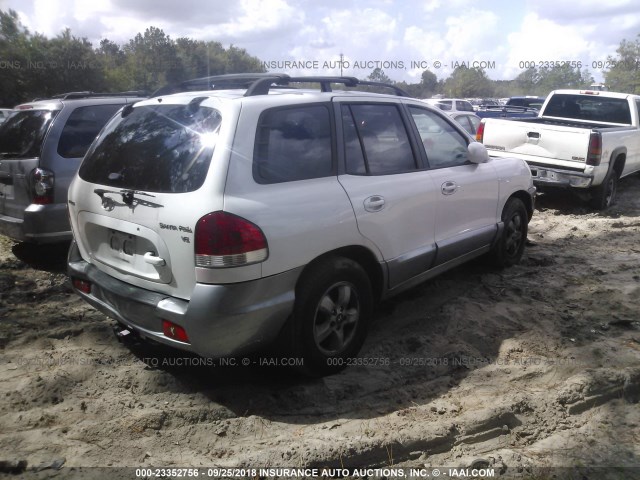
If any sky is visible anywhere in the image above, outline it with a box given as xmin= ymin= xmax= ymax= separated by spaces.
xmin=2 ymin=0 xmax=639 ymax=83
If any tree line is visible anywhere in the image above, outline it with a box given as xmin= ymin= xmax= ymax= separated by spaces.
xmin=1 ymin=7 xmax=639 ymax=107
xmin=0 ymin=9 xmax=264 ymax=106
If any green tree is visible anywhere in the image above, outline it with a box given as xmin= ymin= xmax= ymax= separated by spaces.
xmin=605 ymin=35 xmax=640 ymax=93
xmin=224 ymin=44 xmax=264 ymax=74
xmin=536 ymin=64 xmax=585 ymax=94
xmin=95 ymin=39 xmax=129 ymax=91
xmin=421 ymin=70 xmax=438 ymax=92
xmin=0 ymin=9 xmax=32 ymax=105
xmin=444 ymin=66 xmax=493 ymax=97
xmin=368 ymin=68 xmax=392 ymax=83
xmin=43 ymin=29 xmax=105 ymax=95
xmin=513 ymin=67 xmax=540 ymax=94
xmin=121 ymin=27 xmax=179 ymax=91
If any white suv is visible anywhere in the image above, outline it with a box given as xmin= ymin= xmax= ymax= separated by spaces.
xmin=67 ymin=74 xmax=535 ymax=375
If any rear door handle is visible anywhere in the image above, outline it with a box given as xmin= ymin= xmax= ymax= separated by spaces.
xmin=363 ymin=195 xmax=385 ymax=212
xmin=441 ymin=181 xmax=458 ymax=195
xmin=143 ymin=252 xmax=166 ymax=266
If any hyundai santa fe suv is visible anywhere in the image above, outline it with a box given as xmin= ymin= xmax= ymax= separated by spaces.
xmin=0 ymin=91 xmax=146 ymax=244
xmin=67 ymin=74 xmax=535 ymax=375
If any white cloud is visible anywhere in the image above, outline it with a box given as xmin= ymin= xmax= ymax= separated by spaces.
xmin=504 ymin=12 xmax=601 ymax=79
xmin=423 ymin=0 xmax=441 ymax=13
xmin=4 ymin=0 xmax=640 ymax=84
xmin=444 ymin=9 xmax=499 ymax=59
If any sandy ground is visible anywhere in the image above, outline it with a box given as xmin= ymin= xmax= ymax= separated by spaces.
xmin=1 ymin=178 xmax=639 ymax=479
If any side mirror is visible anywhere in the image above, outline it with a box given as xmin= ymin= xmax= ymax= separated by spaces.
xmin=468 ymin=142 xmax=490 ymax=164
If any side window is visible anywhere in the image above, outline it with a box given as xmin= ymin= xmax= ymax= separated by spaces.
xmin=636 ymin=100 xmax=640 ymax=124
xmin=454 ymin=115 xmax=474 ymax=135
xmin=409 ymin=106 xmax=469 ymax=168
xmin=57 ymin=104 xmax=123 ymax=158
xmin=253 ymin=105 xmax=332 ymax=184
xmin=457 ymin=101 xmax=474 ymax=112
xmin=468 ymin=115 xmax=481 ymax=134
xmin=342 ymin=104 xmax=416 ymax=175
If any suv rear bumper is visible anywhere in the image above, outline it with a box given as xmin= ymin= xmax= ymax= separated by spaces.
xmin=67 ymin=242 xmax=302 ymax=358
xmin=0 ymin=203 xmax=71 ymax=243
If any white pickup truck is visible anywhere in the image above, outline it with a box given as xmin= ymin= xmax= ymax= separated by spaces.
xmin=477 ymin=89 xmax=640 ymax=209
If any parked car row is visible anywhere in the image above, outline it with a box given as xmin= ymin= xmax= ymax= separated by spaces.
xmin=422 ymin=96 xmax=548 ymax=134
xmin=0 ymin=75 xmax=535 ymax=376
xmin=4 ymin=77 xmax=635 ymax=376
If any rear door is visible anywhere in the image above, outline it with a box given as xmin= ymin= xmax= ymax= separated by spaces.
xmin=0 ymin=108 xmax=59 ymax=219
xmin=70 ymin=100 xmax=224 ymax=300
xmin=407 ymin=105 xmax=499 ymax=265
xmin=335 ymin=100 xmax=439 ymax=289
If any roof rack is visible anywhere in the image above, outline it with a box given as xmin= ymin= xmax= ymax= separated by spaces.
xmin=32 ymin=91 xmax=149 ymax=101
xmin=151 ymin=74 xmax=409 ymax=98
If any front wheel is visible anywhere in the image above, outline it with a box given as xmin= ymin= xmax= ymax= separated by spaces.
xmin=490 ymin=198 xmax=528 ymax=268
xmin=291 ymin=257 xmax=372 ymax=376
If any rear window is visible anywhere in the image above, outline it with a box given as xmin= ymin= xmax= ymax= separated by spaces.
xmin=79 ymin=103 xmax=222 ymax=193
xmin=0 ymin=109 xmax=59 ymax=159
xmin=543 ymin=94 xmax=630 ymax=123
xmin=57 ymin=104 xmax=123 ymax=158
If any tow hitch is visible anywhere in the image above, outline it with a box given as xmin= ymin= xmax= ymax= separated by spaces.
xmin=112 ymin=323 xmax=138 ymax=344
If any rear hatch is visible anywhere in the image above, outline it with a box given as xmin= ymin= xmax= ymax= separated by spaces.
xmin=0 ymin=107 xmax=60 ymax=219
xmin=69 ymin=98 xmax=224 ymax=300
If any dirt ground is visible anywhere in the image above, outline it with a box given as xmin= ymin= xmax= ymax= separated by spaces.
xmin=1 ymin=178 xmax=639 ymax=480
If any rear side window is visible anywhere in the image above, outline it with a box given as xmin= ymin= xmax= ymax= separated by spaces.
xmin=342 ymin=104 xmax=416 ymax=175
xmin=253 ymin=105 xmax=333 ymax=184
xmin=455 ymin=114 xmax=480 ymax=135
xmin=0 ymin=110 xmax=59 ymax=159
xmin=57 ymin=104 xmax=123 ymax=158
xmin=79 ymin=104 xmax=221 ymax=193
xmin=457 ymin=101 xmax=474 ymax=112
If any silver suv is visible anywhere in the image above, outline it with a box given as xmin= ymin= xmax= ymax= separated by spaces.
xmin=67 ymin=74 xmax=535 ymax=375
xmin=0 ymin=92 xmax=146 ymax=244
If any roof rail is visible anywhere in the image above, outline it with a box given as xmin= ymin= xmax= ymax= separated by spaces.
xmin=151 ymin=74 xmax=409 ymax=98
xmin=43 ymin=91 xmax=149 ymax=100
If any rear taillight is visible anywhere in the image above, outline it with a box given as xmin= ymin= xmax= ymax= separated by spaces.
xmin=162 ymin=320 xmax=189 ymax=343
xmin=72 ymin=278 xmax=91 ymax=294
xmin=30 ymin=167 xmax=54 ymax=205
xmin=194 ymin=211 xmax=268 ymax=268
xmin=587 ymin=132 xmax=602 ymax=166
xmin=476 ymin=121 xmax=485 ymax=143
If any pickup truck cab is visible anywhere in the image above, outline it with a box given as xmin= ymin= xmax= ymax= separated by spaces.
xmin=478 ymin=89 xmax=640 ymax=209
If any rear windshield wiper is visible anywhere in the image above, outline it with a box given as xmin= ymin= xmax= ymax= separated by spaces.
xmin=94 ymin=188 xmax=162 ymax=208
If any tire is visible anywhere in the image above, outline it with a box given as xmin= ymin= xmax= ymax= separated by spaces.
xmin=291 ymin=256 xmax=372 ymax=376
xmin=589 ymin=169 xmax=618 ymax=210
xmin=491 ymin=198 xmax=528 ymax=268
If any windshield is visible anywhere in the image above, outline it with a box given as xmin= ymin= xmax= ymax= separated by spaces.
xmin=79 ymin=103 xmax=222 ymax=193
xmin=0 ymin=109 xmax=59 ymax=159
